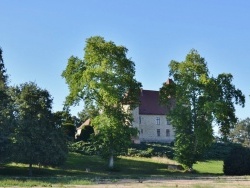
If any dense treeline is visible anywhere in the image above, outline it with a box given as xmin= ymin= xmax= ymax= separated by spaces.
xmin=0 ymin=48 xmax=68 ymax=176
xmin=1 ymin=37 xmax=249 ymax=176
xmin=0 ymin=47 xmax=13 ymax=163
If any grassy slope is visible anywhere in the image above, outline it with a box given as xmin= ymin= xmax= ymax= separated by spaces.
xmin=0 ymin=152 xmax=223 ymax=186
xmin=193 ymin=160 xmax=223 ymax=174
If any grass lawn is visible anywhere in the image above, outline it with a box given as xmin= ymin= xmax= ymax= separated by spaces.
xmin=0 ymin=152 xmax=225 ymax=187
xmin=193 ymin=160 xmax=223 ymax=175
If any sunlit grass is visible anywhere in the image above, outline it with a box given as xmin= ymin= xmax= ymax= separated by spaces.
xmin=119 ymin=156 xmax=178 ymax=164
xmin=193 ymin=160 xmax=223 ymax=174
xmin=0 ymin=177 xmax=93 ymax=187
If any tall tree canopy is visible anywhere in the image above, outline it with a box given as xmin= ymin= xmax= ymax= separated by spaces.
xmin=77 ymin=107 xmax=99 ymax=124
xmin=62 ymin=36 xmax=142 ymax=168
xmin=229 ymin=118 xmax=250 ymax=147
xmin=53 ymin=110 xmax=79 ymax=141
xmin=0 ymin=47 xmax=13 ymax=163
xmin=0 ymin=48 xmax=7 ymax=87
xmin=160 ymin=49 xmax=245 ymax=169
xmin=10 ymin=82 xmax=67 ymax=176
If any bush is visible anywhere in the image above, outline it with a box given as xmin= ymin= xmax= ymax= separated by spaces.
xmin=127 ymin=143 xmax=174 ymax=158
xmin=223 ymin=145 xmax=250 ymax=175
xmin=68 ymin=141 xmax=96 ymax=155
xmin=203 ymin=142 xmax=241 ymax=160
xmin=127 ymin=147 xmax=154 ymax=158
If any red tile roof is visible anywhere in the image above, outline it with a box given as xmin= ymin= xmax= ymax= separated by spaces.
xmin=139 ymin=90 xmax=169 ymax=115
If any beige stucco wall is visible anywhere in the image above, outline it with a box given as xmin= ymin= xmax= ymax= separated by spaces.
xmin=131 ymin=107 xmax=139 ymax=129
xmin=132 ymin=109 xmax=175 ymax=143
xmin=130 ymin=107 xmax=140 ymax=143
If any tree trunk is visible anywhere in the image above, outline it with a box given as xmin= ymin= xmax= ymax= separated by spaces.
xmin=29 ymin=163 xmax=33 ymax=177
xmin=108 ymin=155 xmax=114 ymax=169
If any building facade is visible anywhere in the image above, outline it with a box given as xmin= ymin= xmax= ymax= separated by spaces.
xmin=132 ymin=89 xmax=175 ymax=143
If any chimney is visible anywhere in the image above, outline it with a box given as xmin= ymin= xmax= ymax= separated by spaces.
xmin=166 ymin=78 xmax=173 ymax=85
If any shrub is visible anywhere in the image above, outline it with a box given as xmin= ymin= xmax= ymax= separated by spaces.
xmin=223 ymin=145 xmax=250 ymax=175
xmin=203 ymin=142 xmax=241 ymax=160
xmin=68 ymin=141 xmax=96 ymax=155
xmin=62 ymin=123 xmax=75 ymax=141
xmin=127 ymin=147 xmax=154 ymax=158
xmin=127 ymin=143 xmax=174 ymax=158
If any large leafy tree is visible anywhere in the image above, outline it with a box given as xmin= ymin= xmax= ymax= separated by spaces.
xmin=0 ymin=48 xmax=13 ymax=163
xmin=229 ymin=118 xmax=250 ymax=147
xmin=62 ymin=36 xmax=142 ymax=168
xmin=77 ymin=107 xmax=99 ymax=124
xmin=160 ymin=49 xmax=245 ymax=169
xmin=10 ymin=82 xmax=67 ymax=176
xmin=53 ymin=110 xmax=79 ymax=141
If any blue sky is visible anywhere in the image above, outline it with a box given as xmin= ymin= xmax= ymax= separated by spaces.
xmin=1 ymin=0 xmax=250 ymax=120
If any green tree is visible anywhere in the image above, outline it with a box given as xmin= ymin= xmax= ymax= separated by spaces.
xmin=160 ymin=49 xmax=245 ymax=169
xmin=62 ymin=36 xmax=142 ymax=168
xmin=0 ymin=47 xmax=13 ymax=163
xmin=10 ymin=82 xmax=67 ymax=176
xmin=53 ymin=110 xmax=78 ymax=141
xmin=229 ymin=118 xmax=250 ymax=147
xmin=77 ymin=107 xmax=99 ymax=124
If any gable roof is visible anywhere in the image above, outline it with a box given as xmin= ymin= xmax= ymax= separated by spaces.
xmin=77 ymin=118 xmax=91 ymax=130
xmin=139 ymin=90 xmax=168 ymax=115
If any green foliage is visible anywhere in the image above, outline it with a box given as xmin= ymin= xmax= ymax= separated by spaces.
xmin=127 ymin=143 xmax=174 ymax=158
xmin=160 ymin=49 xmax=245 ymax=169
xmin=68 ymin=141 xmax=96 ymax=155
xmin=53 ymin=110 xmax=79 ymax=141
xmin=62 ymin=123 xmax=76 ymax=140
xmin=203 ymin=142 xmax=241 ymax=160
xmin=62 ymin=36 xmax=142 ymax=168
xmin=70 ymin=141 xmax=174 ymax=158
xmin=10 ymin=82 xmax=68 ymax=175
xmin=0 ymin=47 xmax=14 ymax=163
xmin=62 ymin=36 xmax=142 ymax=110
xmin=92 ymin=112 xmax=138 ymax=159
xmin=223 ymin=145 xmax=250 ymax=175
xmin=229 ymin=118 xmax=250 ymax=147
xmin=0 ymin=47 xmax=8 ymax=87
xmin=212 ymin=73 xmax=245 ymax=138
xmin=77 ymin=107 xmax=99 ymax=124
xmin=127 ymin=147 xmax=154 ymax=158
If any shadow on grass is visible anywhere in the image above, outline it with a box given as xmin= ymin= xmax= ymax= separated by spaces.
xmin=0 ymin=153 xmax=224 ymax=186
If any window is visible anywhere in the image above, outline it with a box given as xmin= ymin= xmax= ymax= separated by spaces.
xmin=156 ymin=117 xmax=160 ymax=125
xmin=141 ymin=129 xmax=143 ymax=134
xmin=139 ymin=116 xmax=141 ymax=124
xmin=166 ymin=129 xmax=170 ymax=137
xmin=157 ymin=129 xmax=160 ymax=137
